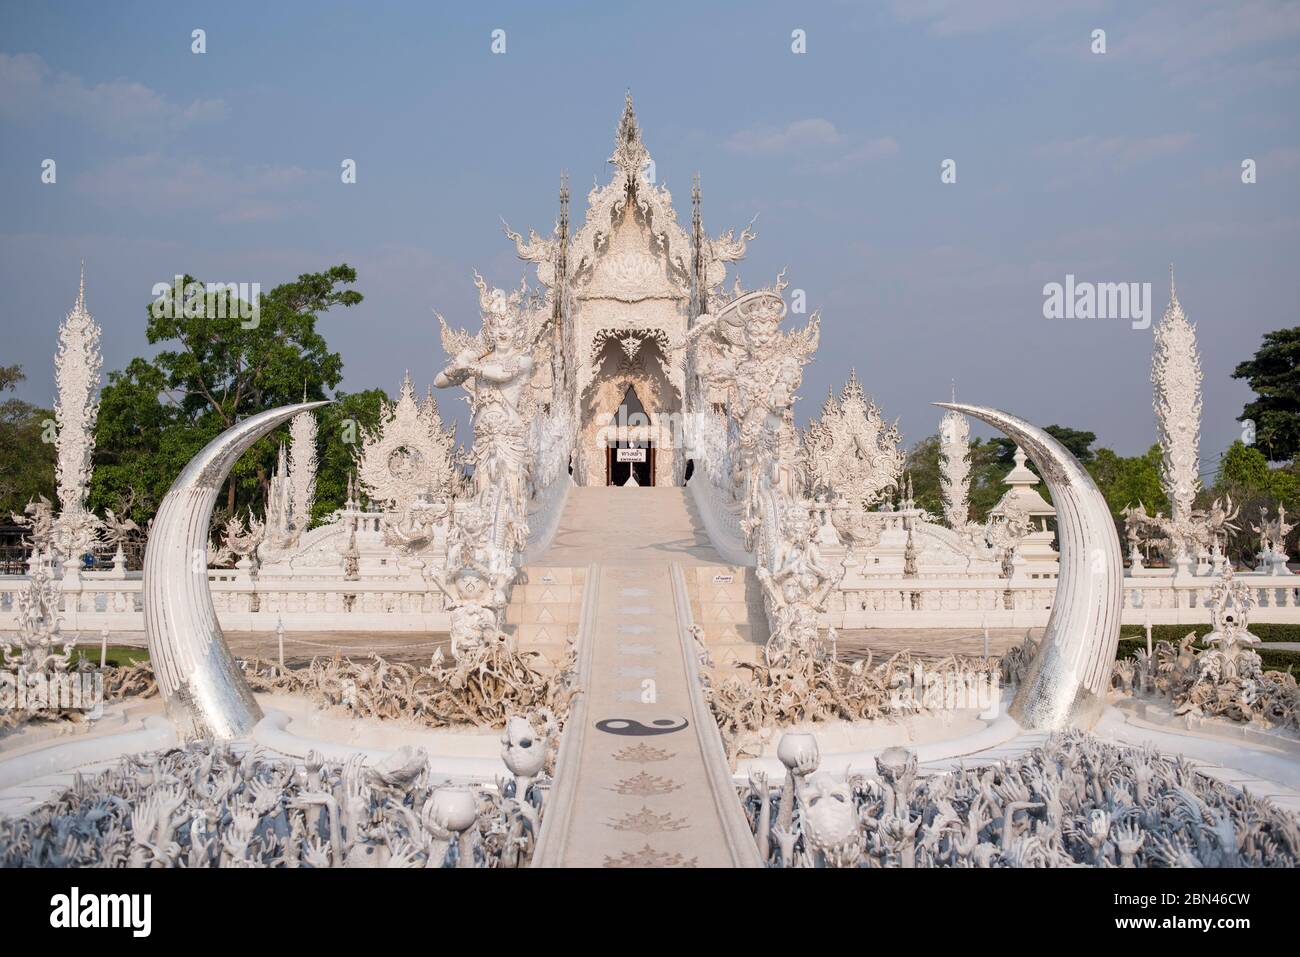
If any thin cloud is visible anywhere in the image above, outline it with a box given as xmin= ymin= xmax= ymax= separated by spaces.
xmin=815 ymin=137 xmax=900 ymax=172
xmin=726 ymin=118 xmax=842 ymax=153
xmin=726 ymin=119 xmax=897 ymax=173
xmin=1035 ymin=132 xmax=1196 ymax=168
xmin=0 ymin=52 xmax=227 ymax=133
xmin=891 ymin=0 xmax=1102 ymax=37
xmin=75 ymin=155 xmax=311 ymax=222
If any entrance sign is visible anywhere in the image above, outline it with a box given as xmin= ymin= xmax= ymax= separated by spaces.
xmin=616 ymin=447 xmax=647 ymax=463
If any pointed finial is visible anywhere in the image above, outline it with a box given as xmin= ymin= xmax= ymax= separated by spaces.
xmin=950 ymin=379 xmax=956 ymax=403
xmin=1169 ymin=263 xmax=1177 ymax=304
xmin=76 ymin=260 xmax=86 ymax=312
xmin=612 ymin=90 xmax=647 ymax=173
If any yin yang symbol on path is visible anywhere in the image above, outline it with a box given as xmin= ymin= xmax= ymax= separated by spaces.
xmin=595 ymin=716 xmax=689 ymax=736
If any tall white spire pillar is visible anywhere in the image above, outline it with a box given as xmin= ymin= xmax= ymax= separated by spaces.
xmin=1151 ymin=264 xmax=1203 ymax=577
xmin=51 ymin=262 xmax=103 ymax=577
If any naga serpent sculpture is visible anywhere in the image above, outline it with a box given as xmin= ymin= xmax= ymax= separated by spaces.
xmin=934 ymin=403 xmax=1122 ymax=730
xmin=142 ymin=402 xmax=328 ymax=740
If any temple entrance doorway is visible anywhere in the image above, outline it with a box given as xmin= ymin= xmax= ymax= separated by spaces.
xmin=607 ymin=442 xmax=654 ymax=486
xmin=601 ymin=384 xmax=657 ymax=486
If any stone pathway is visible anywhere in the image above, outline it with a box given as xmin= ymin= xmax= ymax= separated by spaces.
xmin=530 ymin=485 xmax=724 ymax=566
xmin=535 ymin=488 xmax=757 ymax=867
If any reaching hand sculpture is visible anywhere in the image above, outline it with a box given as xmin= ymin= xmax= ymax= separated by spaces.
xmin=0 ymin=716 xmax=558 ymax=868
xmin=739 ymin=732 xmax=1300 ymax=868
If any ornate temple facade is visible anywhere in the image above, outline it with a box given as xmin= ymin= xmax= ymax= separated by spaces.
xmin=509 ymin=94 xmax=750 ymax=487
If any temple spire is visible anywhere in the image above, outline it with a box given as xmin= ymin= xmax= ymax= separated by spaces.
xmin=1151 ymin=260 xmax=1202 ymax=569
xmin=610 ymin=90 xmax=649 ymax=177
xmin=51 ymin=259 xmax=103 ymax=563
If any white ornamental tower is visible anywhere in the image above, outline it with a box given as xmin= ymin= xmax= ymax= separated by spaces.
xmin=288 ymin=403 xmax=319 ymax=531
xmin=939 ymin=385 xmax=972 ymax=532
xmin=51 ymin=263 xmax=103 ymax=567
xmin=1151 ymin=266 xmax=1203 ymax=571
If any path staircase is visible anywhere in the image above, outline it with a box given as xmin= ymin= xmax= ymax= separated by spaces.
xmin=526 ymin=485 xmax=762 ymax=868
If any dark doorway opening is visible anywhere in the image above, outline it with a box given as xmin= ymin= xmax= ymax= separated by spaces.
xmin=607 ymin=441 xmax=654 ymax=485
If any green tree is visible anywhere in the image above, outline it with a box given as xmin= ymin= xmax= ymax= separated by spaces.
xmin=90 ymin=265 xmax=363 ymax=527
xmin=905 ymin=434 xmax=943 ymax=517
xmin=1206 ymin=441 xmax=1299 ymax=562
xmin=906 ymin=434 xmax=1017 ymax=524
xmin=1087 ymin=444 xmax=1167 ymax=517
xmin=1233 ymin=327 xmax=1300 ymax=462
xmin=991 ymin=424 xmax=1096 ymax=466
xmin=313 ymin=388 xmax=390 ymax=523
xmin=0 ymin=365 xmax=57 ymax=517
xmin=1218 ymin=440 xmax=1272 ymax=490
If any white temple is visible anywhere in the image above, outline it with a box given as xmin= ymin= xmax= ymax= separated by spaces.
xmin=5 ymin=83 xmax=1300 ymax=879
xmin=4 ymin=102 xmax=1295 ymax=644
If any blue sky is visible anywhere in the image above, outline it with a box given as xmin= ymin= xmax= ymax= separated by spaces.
xmin=2 ymin=0 xmax=1298 ymax=473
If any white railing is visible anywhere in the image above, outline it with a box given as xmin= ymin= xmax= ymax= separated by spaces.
xmin=825 ymin=573 xmax=1300 ymax=628
xmin=4 ymin=564 xmax=1296 ymax=635
xmin=0 ymin=574 xmax=451 ymax=633
xmin=522 ymin=474 xmax=573 ymax=564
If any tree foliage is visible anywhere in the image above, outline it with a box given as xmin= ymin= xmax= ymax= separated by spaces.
xmin=0 ymin=365 xmax=56 ymax=517
xmin=1233 ymin=327 xmax=1300 ymax=463
xmin=906 ymin=434 xmax=1017 ymax=523
xmin=1087 ymin=444 xmax=1167 ymax=517
xmin=313 ymin=388 xmax=390 ymax=524
xmin=991 ymin=424 xmax=1096 ymax=466
xmin=89 ymin=265 xmax=363 ymax=526
xmin=1205 ymin=440 xmax=1299 ymax=562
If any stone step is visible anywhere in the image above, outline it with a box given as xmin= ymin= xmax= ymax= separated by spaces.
xmin=691 ymin=622 xmax=761 ymax=643
xmin=703 ymin=641 xmax=765 ymax=668
xmin=690 ymin=600 xmax=762 ymax=625
xmin=513 ymin=582 xmax=584 ymax=604
xmin=509 ymin=621 xmax=580 ymax=647
xmin=516 ymin=566 xmax=586 ymax=587
xmin=504 ymin=601 xmax=582 ymax=625
xmin=681 ymin=563 xmax=769 ymax=670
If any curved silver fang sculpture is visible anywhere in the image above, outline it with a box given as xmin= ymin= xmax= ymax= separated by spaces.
xmin=934 ymin=403 xmax=1122 ymax=730
xmin=143 ymin=402 xmax=328 ymax=740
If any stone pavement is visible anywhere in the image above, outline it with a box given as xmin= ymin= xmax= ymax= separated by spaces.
xmin=530 ymin=485 xmax=725 ymax=566
xmin=534 ymin=488 xmax=758 ymax=867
